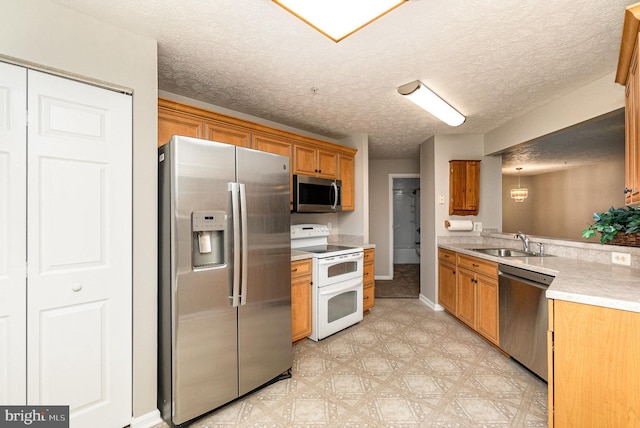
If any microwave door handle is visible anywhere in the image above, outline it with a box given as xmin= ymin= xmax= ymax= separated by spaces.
xmin=331 ymin=181 xmax=338 ymax=210
xmin=239 ymin=183 xmax=248 ymax=306
xmin=229 ymin=182 xmax=241 ymax=307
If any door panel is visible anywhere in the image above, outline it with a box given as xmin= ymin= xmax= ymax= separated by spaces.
xmin=237 ymin=148 xmax=292 ymax=395
xmin=0 ymin=61 xmax=27 ymax=404
xmin=26 ymin=70 xmax=131 ymax=428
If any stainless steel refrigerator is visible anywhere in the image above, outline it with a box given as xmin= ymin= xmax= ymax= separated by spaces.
xmin=158 ymin=136 xmax=292 ymax=426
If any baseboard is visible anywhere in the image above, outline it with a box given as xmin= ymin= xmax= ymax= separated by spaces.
xmin=374 ymin=275 xmax=393 ymax=280
xmin=418 ymin=294 xmax=444 ymax=311
xmin=130 ymin=409 xmax=163 ymax=428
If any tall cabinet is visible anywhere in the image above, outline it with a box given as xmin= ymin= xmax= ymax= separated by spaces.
xmin=0 ymin=62 xmax=132 ymax=428
xmin=616 ymin=4 xmax=640 ymax=206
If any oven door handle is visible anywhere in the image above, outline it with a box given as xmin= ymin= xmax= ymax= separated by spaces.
xmin=318 ymin=279 xmax=363 ymax=297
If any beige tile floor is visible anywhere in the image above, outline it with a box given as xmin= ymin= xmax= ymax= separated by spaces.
xmin=158 ymin=298 xmax=548 ymax=427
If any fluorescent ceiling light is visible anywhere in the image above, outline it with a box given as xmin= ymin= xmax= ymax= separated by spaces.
xmin=274 ymin=0 xmax=407 ymax=42
xmin=397 ymin=81 xmax=466 ymax=127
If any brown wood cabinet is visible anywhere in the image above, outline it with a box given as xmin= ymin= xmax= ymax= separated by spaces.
xmin=617 ymin=4 xmax=640 ymax=206
xmin=449 ymin=160 xmax=480 ymax=215
xmin=293 ymin=144 xmax=337 ymax=179
xmin=291 ymin=259 xmax=312 ymax=342
xmin=456 ymin=253 xmax=499 ymax=345
xmin=363 ymin=248 xmax=375 ymax=312
xmin=437 ymin=249 xmax=457 ymax=314
xmin=339 ymin=153 xmax=355 ymax=211
xmin=548 ymin=299 xmax=640 ymax=427
xmin=437 ymin=249 xmax=499 ymax=346
xmin=157 ymin=97 xmax=357 ymax=211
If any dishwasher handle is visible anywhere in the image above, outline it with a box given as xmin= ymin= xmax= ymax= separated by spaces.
xmin=498 ymin=271 xmax=550 ymax=290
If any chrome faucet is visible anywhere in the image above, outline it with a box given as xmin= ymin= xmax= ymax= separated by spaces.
xmin=514 ymin=231 xmax=530 ymax=252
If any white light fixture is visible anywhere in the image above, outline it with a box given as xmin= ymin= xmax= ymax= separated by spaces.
xmin=273 ymin=0 xmax=407 ymax=42
xmin=510 ymin=167 xmax=528 ymax=202
xmin=397 ymin=81 xmax=466 ymax=127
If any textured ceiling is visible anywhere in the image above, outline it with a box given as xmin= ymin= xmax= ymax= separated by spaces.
xmin=51 ymin=0 xmax=634 ymax=160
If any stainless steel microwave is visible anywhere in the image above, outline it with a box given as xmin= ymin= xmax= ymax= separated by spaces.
xmin=292 ymin=175 xmax=342 ymax=213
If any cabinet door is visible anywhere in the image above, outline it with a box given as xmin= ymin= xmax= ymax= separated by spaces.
xmin=291 ymin=275 xmax=312 ymax=341
xmin=339 ymin=153 xmax=355 ymax=211
xmin=204 ymin=120 xmax=251 ymax=147
xmin=158 ymin=107 xmax=203 ymax=146
xmin=293 ymin=144 xmax=317 ymax=176
xmin=626 ymin=41 xmax=640 ymax=206
xmin=316 ymin=148 xmax=337 ymax=178
xmin=363 ymin=252 xmax=375 ymax=312
xmin=437 ymin=260 xmax=456 ymax=314
xmin=552 ymin=300 xmax=640 ymax=427
xmin=476 ymin=274 xmax=499 ymax=345
xmin=291 ymin=260 xmax=312 ymax=342
xmin=456 ymin=268 xmax=476 ymax=328
xmin=449 ymin=160 xmax=480 ymax=215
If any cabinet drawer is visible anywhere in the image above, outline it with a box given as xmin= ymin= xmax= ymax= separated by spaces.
xmin=291 ymin=259 xmax=312 ymax=278
xmin=457 ymin=254 xmax=497 ymax=277
xmin=438 ymin=248 xmax=456 ymax=264
xmin=364 ymin=248 xmax=375 ymax=263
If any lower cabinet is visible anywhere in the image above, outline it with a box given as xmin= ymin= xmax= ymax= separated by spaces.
xmin=363 ymin=248 xmax=375 ymax=312
xmin=437 ymin=249 xmax=499 ymax=346
xmin=291 ymin=259 xmax=312 ymax=342
xmin=548 ymin=299 xmax=640 ymax=427
xmin=437 ymin=249 xmax=457 ymax=313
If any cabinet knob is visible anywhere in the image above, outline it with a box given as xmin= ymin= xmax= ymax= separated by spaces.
xmin=71 ymin=283 xmax=82 ymax=292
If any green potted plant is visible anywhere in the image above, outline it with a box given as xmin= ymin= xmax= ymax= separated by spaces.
xmin=582 ymin=206 xmax=640 ymax=245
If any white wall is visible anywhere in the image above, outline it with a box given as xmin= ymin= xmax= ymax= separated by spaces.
xmin=0 ymin=0 xmax=159 ymax=423
xmin=484 ymin=72 xmax=624 ymax=155
xmin=369 ymin=159 xmax=420 ymax=278
xmin=421 ymin=134 xmax=502 ymax=308
xmin=338 ymin=134 xmax=370 ymax=243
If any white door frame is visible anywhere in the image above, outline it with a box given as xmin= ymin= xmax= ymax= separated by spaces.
xmin=387 ymin=173 xmax=420 ymax=280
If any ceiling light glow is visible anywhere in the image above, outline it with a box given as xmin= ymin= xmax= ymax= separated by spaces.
xmin=397 ymin=81 xmax=466 ymax=127
xmin=274 ymin=0 xmax=407 ymax=42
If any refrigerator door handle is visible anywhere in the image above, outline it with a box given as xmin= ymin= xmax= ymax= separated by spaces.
xmin=229 ymin=182 xmax=241 ymax=307
xmin=239 ymin=183 xmax=248 ymax=305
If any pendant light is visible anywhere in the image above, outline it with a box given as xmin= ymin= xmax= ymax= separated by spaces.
xmin=510 ymin=167 xmax=528 ymax=203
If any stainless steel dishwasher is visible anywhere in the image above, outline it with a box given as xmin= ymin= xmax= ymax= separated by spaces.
xmin=499 ymin=264 xmax=554 ymax=381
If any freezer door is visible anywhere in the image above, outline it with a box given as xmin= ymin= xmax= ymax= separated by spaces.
xmin=236 ymin=147 xmax=292 ymax=395
xmin=161 ymin=136 xmax=240 ymax=424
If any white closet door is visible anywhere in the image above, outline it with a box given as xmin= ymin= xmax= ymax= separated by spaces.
xmin=0 ymin=62 xmax=27 ymax=404
xmin=26 ymin=70 xmax=132 ymax=427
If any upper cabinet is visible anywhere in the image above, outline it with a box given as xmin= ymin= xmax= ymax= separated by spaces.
xmin=616 ymin=4 xmax=640 ymax=206
xmin=449 ymin=160 xmax=480 ymax=216
xmin=157 ymin=97 xmax=357 ymax=211
xmin=293 ymin=144 xmax=338 ymax=179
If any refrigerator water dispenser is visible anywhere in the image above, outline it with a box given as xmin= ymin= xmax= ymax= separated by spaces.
xmin=192 ymin=211 xmax=226 ymax=268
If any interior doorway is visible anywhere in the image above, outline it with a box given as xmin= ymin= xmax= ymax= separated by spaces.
xmin=377 ymin=174 xmax=420 ymax=298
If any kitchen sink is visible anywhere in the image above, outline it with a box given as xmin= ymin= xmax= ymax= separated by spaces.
xmin=470 ymin=248 xmax=555 ymax=257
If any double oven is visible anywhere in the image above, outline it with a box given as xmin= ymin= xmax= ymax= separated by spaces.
xmin=291 ymin=224 xmax=364 ymax=341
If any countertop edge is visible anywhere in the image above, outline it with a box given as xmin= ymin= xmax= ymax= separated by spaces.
xmin=439 ymin=243 xmax=640 ymax=314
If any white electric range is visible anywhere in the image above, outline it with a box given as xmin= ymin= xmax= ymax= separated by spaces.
xmin=291 ymin=224 xmax=364 ymax=341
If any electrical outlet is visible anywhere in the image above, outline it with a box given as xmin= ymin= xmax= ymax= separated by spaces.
xmin=438 ymin=195 xmax=445 ymax=205
xmin=612 ymin=252 xmax=631 ymax=266
xmin=473 ymin=222 xmax=482 ymax=232
xmin=327 ymin=222 xmax=332 ymax=230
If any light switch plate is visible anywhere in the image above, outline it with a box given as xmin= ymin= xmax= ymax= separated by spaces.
xmin=612 ymin=252 xmax=631 ymax=266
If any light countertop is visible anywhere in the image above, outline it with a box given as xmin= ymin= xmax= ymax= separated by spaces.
xmin=439 ymin=243 xmax=640 ymax=314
